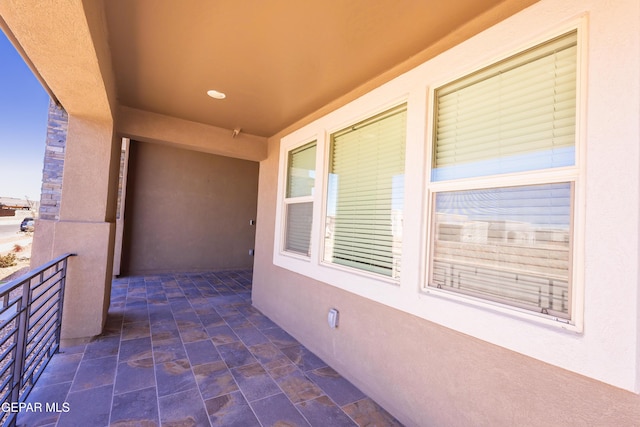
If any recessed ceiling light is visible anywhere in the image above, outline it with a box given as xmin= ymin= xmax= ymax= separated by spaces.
xmin=207 ymin=89 xmax=226 ymax=99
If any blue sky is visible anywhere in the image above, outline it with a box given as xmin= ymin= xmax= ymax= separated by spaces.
xmin=0 ymin=30 xmax=49 ymax=201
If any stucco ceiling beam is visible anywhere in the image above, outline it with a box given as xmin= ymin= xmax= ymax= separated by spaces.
xmin=117 ymin=106 xmax=267 ymax=162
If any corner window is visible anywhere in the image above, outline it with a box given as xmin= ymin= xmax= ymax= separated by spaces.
xmin=324 ymin=104 xmax=407 ymax=279
xmin=284 ymin=141 xmax=316 ymax=256
xmin=427 ymin=31 xmax=578 ymax=321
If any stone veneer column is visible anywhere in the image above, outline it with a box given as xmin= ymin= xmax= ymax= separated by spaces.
xmin=32 ymin=101 xmax=67 ymax=264
xmin=31 ymin=105 xmax=120 ymax=341
xmin=38 ymin=99 xmax=67 ymax=221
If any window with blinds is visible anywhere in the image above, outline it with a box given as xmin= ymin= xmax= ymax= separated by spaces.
xmin=431 ymin=183 xmax=572 ymax=318
xmin=324 ymin=104 xmax=406 ymax=278
xmin=284 ymin=141 xmax=316 ymax=256
xmin=432 ymin=31 xmax=577 ymax=181
xmin=428 ymin=31 xmax=578 ymax=320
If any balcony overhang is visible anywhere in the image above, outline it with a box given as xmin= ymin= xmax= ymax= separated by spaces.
xmin=0 ymin=0 xmax=539 ymax=140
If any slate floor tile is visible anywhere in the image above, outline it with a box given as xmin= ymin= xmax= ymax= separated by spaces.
xmin=298 ymin=395 xmax=358 ymax=427
xmin=184 ymin=339 xmax=221 ymax=366
xmin=149 ymin=311 xmax=175 ymax=328
xmin=281 ymin=345 xmax=328 ymax=372
xmin=217 ymin=341 xmax=257 ymax=368
xmin=119 ymin=336 xmax=153 ymax=362
xmin=175 ymin=318 xmax=201 ymax=332
xmin=274 ymin=369 xmax=325 ymax=404
xmin=306 ymin=366 xmax=366 ymax=406
xmin=147 ymin=295 xmax=168 ymax=305
xmin=151 ymin=328 xmax=181 ymax=346
xmin=114 ymin=357 xmax=156 ymax=395
xmin=123 ymin=302 xmax=148 ymax=315
xmin=342 ymin=397 xmax=404 ymax=427
xmin=180 ymin=326 xmax=210 ymax=343
xmin=222 ymin=313 xmax=253 ymax=329
xmin=247 ymin=313 xmax=278 ymax=330
xmin=123 ymin=307 xmax=149 ymax=324
xmin=36 ymin=352 xmax=82 ymax=385
xmin=235 ymin=304 xmax=261 ymax=317
xmin=206 ymin=325 xmax=239 ymax=345
xmin=267 ymin=361 xmax=300 ymax=380
xmin=152 ymin=340 xmax=187 ymax=363
xmin=83 ymin=335 xmax=120 ymax=360
xmin=247 ymin=342 xmax=287 ymax=366
xmin=155 ymin=358 xmax=197 ymax=397
xmin=57 ymin=384 xmax=113 ymax=427
xmin=193 ymin=360 xmax=239 ymax=400
xmin=213 ymin=304 xmax=240 ymax=317
xmin=110 ymin=386 xmax=159 ymax=426
xmin=230 ymin=363 xmax=280 ymax=402
xmin=165 ymin=290 xmax=184 ymax=299
xmin=159 ymin=388 xmax=210 ymax=427
xmin=70 ymin=355 xmax=117 ymax=392
xmin=250 ymin=393 xmax=311 ymax=427
xmin=121 ymin=320 xmax=150 ymax=341
xmin=193 ymin=303 xmax=217 ymax=314
xmin=262 ymin=327 xmax=298 ymax=348
xmin=232 ymin=325 xmax=270 ymax=347
xmin=206 ymin=391 xmax=261 ymax=427
xmin=102 ymin=317 xmax=123 ymax=337
xmin=198 ymin=313 xmax=226 ymax=329
xmin=173 ymin=306 xmax=197 ymax=318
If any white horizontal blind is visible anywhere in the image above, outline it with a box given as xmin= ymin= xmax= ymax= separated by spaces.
xmin=325 ymin=104 xmax=406 ymax=278
xmin=287 ymin=142 xmax=316 ymax=198
xmin=433 ymin=31 xmax=577 ymax=181
xmin=284 ymin=141 xmax=316 ymax=256
xmin=285 ymin=202 xmax=313 ymax=255
xmin=431 ymin=183 xmax=572 ymax=318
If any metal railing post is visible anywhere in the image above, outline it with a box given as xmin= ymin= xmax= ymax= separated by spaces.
xmin=9 ymin=280 xmax=30 ymax=407
xmin=54 ymin=259 xmax=69 ymax=350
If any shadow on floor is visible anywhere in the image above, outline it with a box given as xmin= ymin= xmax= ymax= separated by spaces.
xmin=17 ymin=270 xmax=403 ymax=427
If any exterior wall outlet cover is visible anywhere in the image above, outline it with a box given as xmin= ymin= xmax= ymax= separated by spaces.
xmin=328 ymin=308 xmax=339 ymax=329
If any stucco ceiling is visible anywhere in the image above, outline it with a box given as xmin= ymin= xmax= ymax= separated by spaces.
xmin=103 ymin=0 xmax=536 ymax=137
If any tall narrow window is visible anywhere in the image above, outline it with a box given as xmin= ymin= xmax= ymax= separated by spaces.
xmin=324 ymin=104 xmax=407 ymax=279
xmin=284 ymin=141 xmax=316 ymax=256
xmin=428 ymin=31 xmax=578 ymax=320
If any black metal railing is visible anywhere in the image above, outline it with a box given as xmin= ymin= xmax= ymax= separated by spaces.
xmin=0 ymin=253 xmax=75 ymax=427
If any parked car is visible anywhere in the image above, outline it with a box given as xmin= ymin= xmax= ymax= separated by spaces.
xmin=20 ymin=217 xmax=34 ymax=232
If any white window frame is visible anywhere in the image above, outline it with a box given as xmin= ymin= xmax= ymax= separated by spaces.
xmin=274 ymin=23 xmax=586 ymax=332
xmin=423 ymin=25 xmax=586 ymax=331
xmin=320 ymin=103 xmax=407 ymax=280
xmin=282 ymin=140 xmax=317 ymax=257
xmin=277 ymin=136 xmax=320 ymax=261
xmin=273 ymin=97 xmax=412 ymax=296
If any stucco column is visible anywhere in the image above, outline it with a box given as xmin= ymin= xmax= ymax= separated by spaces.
xmin=32 ymin=115 xmax=120 ymax=340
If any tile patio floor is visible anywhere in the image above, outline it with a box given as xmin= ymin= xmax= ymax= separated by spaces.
xmin=17 ymin=270 xmax=403 ymax=426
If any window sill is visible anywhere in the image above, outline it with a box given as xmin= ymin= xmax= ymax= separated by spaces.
xmin=420 ymin=285 xmax=583 ymax=333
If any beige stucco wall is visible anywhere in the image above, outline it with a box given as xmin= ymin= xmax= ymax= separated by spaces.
xmin=252 ymin=0 xmax=640 ymax=425
xmin=30 ymin=115 xmax=120 ymax=340
xmin=254 ymin=135 xmax=640 ymax=427
xmin=120 ymin=141 xmax=258 ymax=275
